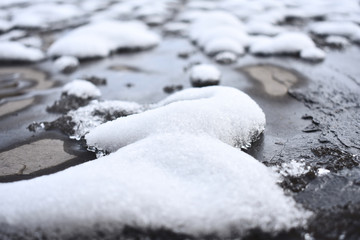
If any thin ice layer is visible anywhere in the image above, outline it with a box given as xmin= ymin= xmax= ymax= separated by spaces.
xmin=86 ymin=86 xmax=265 ymax=152
xmin=48 ymin=20 xmax=160 ymax=58
xmin=0 ymin=133 xmax=310 ymax=237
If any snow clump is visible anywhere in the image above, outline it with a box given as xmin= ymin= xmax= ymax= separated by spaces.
xmin=0 ymin=41 xmax=44 ymax=62
xmin=48 ymin=20 xmax=160 ymax=59
xmin=62 ymin=80 xmax=101 ymax=99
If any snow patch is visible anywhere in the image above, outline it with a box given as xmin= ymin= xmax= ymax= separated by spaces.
xmin=48 ymin=20 xmax=160 ymax=58
xmin=0 ymin=41 xmax=44 ymax=62
xmin=62 ymin=80 xmax=101 ymax=99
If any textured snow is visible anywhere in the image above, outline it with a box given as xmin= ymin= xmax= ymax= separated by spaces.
xmin=48 ymin=20 xmax=160 ymax=58
xmin=10 ymin=3 xmax=84 ymax=29
xmin=0 ymin=133 xmax=309 ymax=236
xmin=54 ymin=56 xmax=79 ymax=73
xmin=250 ymin=32 xmax=325 ymax=60
xmin=189 ymin=64 xmax=221 ymax=84
xmin=86 ymin=86 xmax=264 ymax=152
xmin=309 ymin=21 xmax=360 ymax=42
xmin=62 ymin=80 xmax=101 ymax=99
xmin=68 ymin=100 xmax=143 ymax=140
xmin=0 ymin=41 xmax=44 ymax=62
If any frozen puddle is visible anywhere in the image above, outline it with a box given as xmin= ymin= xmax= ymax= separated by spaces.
xmin=0 ymin=86 xmax=310 ymax=238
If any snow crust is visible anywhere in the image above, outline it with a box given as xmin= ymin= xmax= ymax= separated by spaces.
xmin=0 ymin=41 xmax=44 ymax=62
xmin=62 ymin=80 xmax=101 ymax=99
xmin=48 ymin=20 xmax=160 ymax=58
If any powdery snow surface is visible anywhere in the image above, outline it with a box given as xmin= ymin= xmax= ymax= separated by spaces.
xmin=0 ymin=41 xmax=44 ymax=62
xmin=0 ymin=86 xmax=310 ymax=237
xmin=250 ymin=32 xmax=325 ymax=60
xmin=62 ymin=80 xmax=101 ymax=99
xmin=48 ymin=20 xmax=160 ymax=58
xmin=86 ymin=86 xmax=264 ymax=152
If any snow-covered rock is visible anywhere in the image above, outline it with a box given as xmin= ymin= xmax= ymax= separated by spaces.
xmin=0 ymin=41 xmax=44 ymax=62
xmin=86 ymin=86 xmax=264 ymax=152
xmin=325 ymin=35 xmax=350 ymax=47
xmin=245 ymin=21 xmax=285 ymax=36
xmin=204 ymin=37 xmax=245 ymax=56
xmin=189 ymin=64 xmax=221 ymax=87
xmin=62 ymin=80 xmax=101 ymax=99
xmin=48 ymin=20 xmax=161 ymax=58
xmin=309 ymin=21 xmax=360 ymax=42
xmin=250 ymin=32 xmax=325 ymax=60
xmin=54 ymin=56 xmax=79 ymax=73
xmin=214 ymin=51 xmax=238 ymax=64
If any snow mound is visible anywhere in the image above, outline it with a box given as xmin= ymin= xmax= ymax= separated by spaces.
xmin=48 ymin=20 xmax=161 ymax=58
xmin=0 ymin=41 xmax=44 ymax=62
xmin=250 ymin=32 xmax=325 ymax=60
xmin=10 ymin=3 xmax=84 ymax=29
xmin=309 ymin=21 xmax=360 ymax=42
xmin=68 ymin=100 xmax=144 ymax=140
xmin=86 ymin=86 xmax=264 ymax=153
xmin=62 ymin=80 xmax=101 ymax=99
xmin=189 ymin=64 xmax=221 ymax=87
xmin=0 ymin=133 xmax=310 ymax=237
xmin=54 ymin=56 xmax=79 ymax=73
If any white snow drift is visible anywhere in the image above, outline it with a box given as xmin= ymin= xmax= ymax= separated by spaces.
xmin=48 ymin=20 xmax=161 ymax=58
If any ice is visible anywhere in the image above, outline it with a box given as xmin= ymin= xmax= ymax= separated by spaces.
xmin=86 ymin=86 xmax=264 ymax=152
xmin=309 ymin=21 xmax=360 ymax=42
xmin=0 ymin=133 xmax=310 ymax=237
xmin=0 ymin=41 xmax=44 ymax=62
xmin=276 ymin=159 xmax=311 ymax=178
xmin=54 ymin=56 xmax=79 ymax=73
xmin=250 ymin=32 xmax=325 ymax=60
xmin=189 ymin=64 xmax=221 ymax=87
xmin=62 ymin=80 xmax=101 ymax=99
xmin=10 ymin=3 xmax=84 ymax=29
xmin=68 ymin=100 xmax=143 ymax=139
xmin=48 ymin=20 xmax=161 ymax=58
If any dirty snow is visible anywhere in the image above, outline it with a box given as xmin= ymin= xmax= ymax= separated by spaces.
xmin=0 ymin=41 xmax=44 ymax=62
xmin=62 ymin=80 xmax=101 ymax=99
xmin=48 ymin=20 xmax=160 ymax=58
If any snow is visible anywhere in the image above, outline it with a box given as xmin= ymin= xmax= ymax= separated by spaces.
xmin=0 ymin=86 xmax=310 ymax=236
xmin=0 ymin=19 xmax=12 ymax=32
xmin=10 ymin=3 xmax=84 ymax=29
xmin=17 ymin=36 xmax=42 ymax=48
xmin=245 ymin=21 xmax=285 ymax=36
xmin=214 ymin=51 xmax=238 ymax=64
xmin=86 ymin=86 xmax=264 ymax=152
xmin=54 ymin=56 xmax=79 ymax=73
xmin=325 ymin=36 xmax=350 ymax=46
xmin=0 ymin=41 xmax=44 ymax=62
xmin=309 ymin=21 xmax=360 ymax=42
xmin=0 ymin=133 xmax=310 ymax=236
xmin=62 ymin=80 xmax=101 ymax=99
xmin=0 ymin=30 xmax=27 ymax=41
xmin=204 ymin=37 xmax=244 ymax=56
xmin=300 ymin=47 xmax=325 ymax=61
xmin=250 ymin=32 xmax=325 ymax=60
xmin=189 ymin=64 xmax=221 ymax=86
xmin=68 ymin=100 xmax=143 ymax=140
xmin=276 ymin=159 xmax=311 ymax=178
xmin=48 ymin=20 xmax=161 ymax=58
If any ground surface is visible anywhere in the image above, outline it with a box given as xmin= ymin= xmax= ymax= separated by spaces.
xmin=0 ymin=0 xmax=360 ymax=239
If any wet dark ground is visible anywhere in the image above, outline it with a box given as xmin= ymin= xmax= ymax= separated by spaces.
xmin=1 ymin=32 xmax=360 ymax=239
